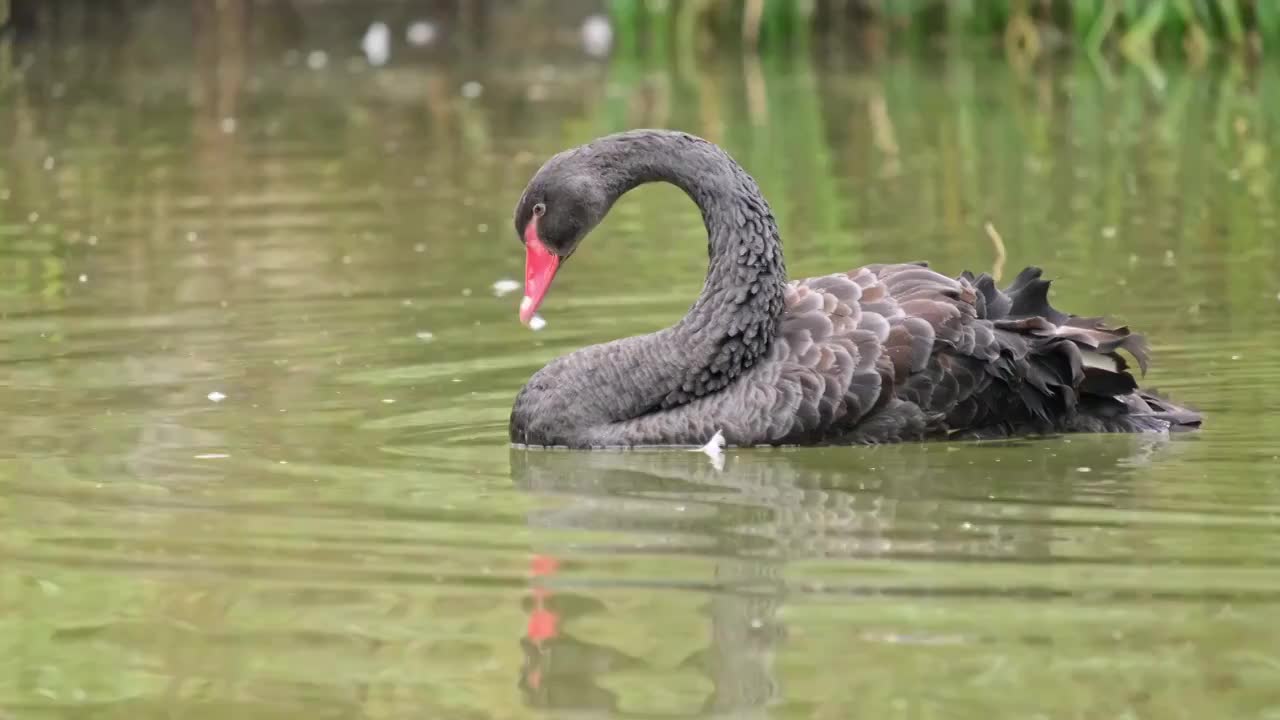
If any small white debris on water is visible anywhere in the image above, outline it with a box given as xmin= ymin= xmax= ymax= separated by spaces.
xmin=43 ymin=156 xmax=55 ymax=171
xmin=195 ymin=453 xmax=230 ymax=460
xmin=1231 ymin=354 xmax=1241 ymax=361
xmin=1163 ymin=249 xmax=1176 ymax=267
xmin=220 ymin=117 xmax=237 ymax=134
xmin=28 ymin=211 xmax=39 ymax=223
xmin=694 ymin=430 xmax=726 ymax=471
xmin=413 ymin=242 xmax=426 ymax=252
xmin=492 ymin=279 xmax=520 ymax=297
xmin=1101 ymin=226 xmax=1116 ymax=238
xmin=186 ymin=231 xmax=198 ymax=242
xmin=1076 ymin=466 xmax=1092 ymax=473
xmin=415 ymin=331 xmax=434 ymax=342
xmin=382 ymin=398 xmax=396 ymax=404
xmin=78 ymin=274 xmax=87 ymax=283
xmin=477 ymin=223 xmax=488 ymax=233
xmin=528 ymin=315 xmax=547 ymax=331
xmin=461 ymin=288 xmax=472 ymax=297
xmin=87 ymin=235 xmax=98 ymax=246
xmin=526 ymin=84 xmax=549 ymax=102
xmin=306 ymin=50 xmax=328 ymax=70
xmin=406 ymin=21 xmax=436 ymax=46
xmin=581 ymin=14 xmax=613 ymax=57
xmin=207 ymin=391 xmax=227 ymax=403
xmin=362 ymin=21 xmax=391 ymax=66
xmin=461 ymin=81 xmax=483 ymax=99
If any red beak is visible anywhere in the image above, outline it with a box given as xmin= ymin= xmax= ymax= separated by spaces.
xmin=520 ymin=218 xmax=560 ymax=325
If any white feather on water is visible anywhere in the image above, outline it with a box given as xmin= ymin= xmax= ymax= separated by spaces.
xmin=492 ymin=279 xmax=520 ymax=297
xmin=694 ymin=430 xmax=726 ymax=471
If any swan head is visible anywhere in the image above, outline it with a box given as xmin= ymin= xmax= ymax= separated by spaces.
xmin=512 ymin=150 xmax=612 ymax=325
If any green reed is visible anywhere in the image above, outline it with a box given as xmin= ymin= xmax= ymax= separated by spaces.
xmin=608 ymin=0 xmax=1280 ymax=60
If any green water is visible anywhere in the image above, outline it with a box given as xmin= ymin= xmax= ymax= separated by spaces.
xmin=3 ymin=13 xmax=1280 ymax=720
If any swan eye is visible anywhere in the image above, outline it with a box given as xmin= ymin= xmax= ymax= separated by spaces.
xmin=533 ymin=202 xmax=546 ymax=217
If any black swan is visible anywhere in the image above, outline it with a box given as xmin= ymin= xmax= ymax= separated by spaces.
xmin=508 ymin=129 xmax=1201 ymax=448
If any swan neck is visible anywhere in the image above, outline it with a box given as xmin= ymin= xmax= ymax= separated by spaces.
xmin=602 ymin=131 xmax=788 ymax=407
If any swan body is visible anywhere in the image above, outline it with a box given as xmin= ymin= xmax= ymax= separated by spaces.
xmin=507 ymin=130 xmax=1200 ymax=448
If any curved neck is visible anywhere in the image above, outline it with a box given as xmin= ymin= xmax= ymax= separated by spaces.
xmin=591 ymin=130 xmax=788 ymax=409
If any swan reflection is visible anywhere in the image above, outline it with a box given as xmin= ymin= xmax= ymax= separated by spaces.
xmin=509 ymin=435 xmax=1181 ymax=716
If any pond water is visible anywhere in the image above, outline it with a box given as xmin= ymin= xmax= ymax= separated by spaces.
xmin=3 ymin=8 xmax=1280 ymax=720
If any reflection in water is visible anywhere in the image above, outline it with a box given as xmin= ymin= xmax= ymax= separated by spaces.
xmin=510 ymin=435 xmax=1176 ymax=716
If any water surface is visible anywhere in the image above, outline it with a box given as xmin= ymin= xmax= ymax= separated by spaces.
xmin=2 ymin=9 xmax=1280 ymax=719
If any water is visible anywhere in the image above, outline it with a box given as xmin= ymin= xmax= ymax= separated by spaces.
xmin=3 ymin=7 xmax=1280 ymax=719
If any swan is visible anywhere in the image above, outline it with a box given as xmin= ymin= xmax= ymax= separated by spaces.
xmin=508 ymin=130 xmax=1200 ymax=448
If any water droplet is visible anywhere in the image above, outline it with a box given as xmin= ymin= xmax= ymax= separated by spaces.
xmin=413 ymin=242 xmax=426 ymax=252
xmin=207 ymin=391 xmax=227 ymax=402
xmin=492 ymin=279 xmax=520 ymax=297
xmin=477 ymin=223 xmax=488 ymax=233
xmin=1100 ymin=226 xmax=1116 ymax=238
xmin=195 ymin=453 xmax=230 ymax=460
xmin=306 ymin=50 xmax=328 ymax=70
xmin=27 ymin=211 xmax=39 ymax=223
xmin=43 ymin=156 xmax=55 ymax=171
xmin=87 ymin=235 xmax=98 ymax=246
xmin=415 ymin=331 xmax=434 ymax=342
xmin=77 ymin=274 xmax=87 ymax=283
xmin=382 ymin=398 xmax=396 ymax=404
xmin=1076 ymin=466 xmax=1092 ymax=473
xmin=461 ymin=288 xmax=472 ymax=297
xmin=460 ymin=81 xmax=483 ymax=99
xmin=528 ymin=315 xmax=547 ymax=331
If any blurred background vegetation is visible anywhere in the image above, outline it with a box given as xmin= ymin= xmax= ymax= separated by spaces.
xmin=7 ymin=0 xmax=1280 ymax=64
xmin=607 ymin=0 xmax=1280 ymax=61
